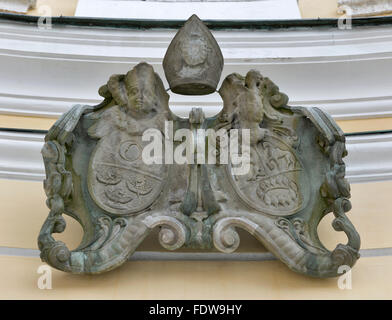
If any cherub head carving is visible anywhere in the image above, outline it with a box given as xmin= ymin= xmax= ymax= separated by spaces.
xmin=99 ymin=62 xmax=169 ymax=120
xmin=219 ymin=70 xmax=265 ymax=128
xmin=219 ymin=69 xmax=289 ymax=129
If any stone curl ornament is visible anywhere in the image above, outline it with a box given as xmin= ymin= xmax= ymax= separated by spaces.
xmin=38 ymin=15 xmax=360 ymax=277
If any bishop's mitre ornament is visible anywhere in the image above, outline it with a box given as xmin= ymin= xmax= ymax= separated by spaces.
xmin=38 ymin=15 xmax=360 ymax=277
xmin=163 ymin=14 xmax=223 ymax=95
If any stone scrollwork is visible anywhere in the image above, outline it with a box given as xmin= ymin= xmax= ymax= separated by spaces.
xmin=38 ymin=140 xmax=73 ymax=272
xmin=142 ymin=216 xmax=188 ymax=251
xmin=38 ymin=63 xmax=169 ymax=274
xmin=213 ymin=217 xmax=260 ymax=254
xmin=38 ymin=15 xmax=360 ymax=278
xmin=319 ymin=120 xmax=361 ymax=273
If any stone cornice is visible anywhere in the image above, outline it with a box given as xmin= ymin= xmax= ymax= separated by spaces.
xmin=0 ymin=19 xmax=391 ymax=120
xmin=2 ymin=12 xmax=392 ymax=29
xmin=0 ymin=129 xmax=391 ymax=183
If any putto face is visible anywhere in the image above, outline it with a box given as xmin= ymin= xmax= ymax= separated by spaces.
xmin=126 ymin=64 xmax=158 ymax=116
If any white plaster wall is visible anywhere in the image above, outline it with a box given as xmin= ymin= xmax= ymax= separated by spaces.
xmin=75 ymin=0 xmax=302 ymax=20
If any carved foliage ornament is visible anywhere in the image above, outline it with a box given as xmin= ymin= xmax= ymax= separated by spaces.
xmin=38 ymin=15 xmax=360 ymax=277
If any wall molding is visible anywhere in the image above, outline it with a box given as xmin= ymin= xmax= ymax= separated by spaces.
xmin=0 ymin=130 xmax=391 ymax=183
xmin=1 ymin=246 xmax=391 ymax=260
xmin=1 ymin=92 xmax=392 ymax=120
xmin=0 ymin=131 xmax=44 ymax=181
xmin=0 ymin=20 xmax=392 ymax=120
xmin=345 ymin=132 xmax=392 ymax=183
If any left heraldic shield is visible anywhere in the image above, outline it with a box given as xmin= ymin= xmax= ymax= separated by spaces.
xmin=87 ymin=105 xmax=167 ymax=216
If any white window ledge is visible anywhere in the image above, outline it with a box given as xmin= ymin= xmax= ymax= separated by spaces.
xmin=338 ymin=0 xmax=392 ymax=17
xmin=75 ymin=0 xmax=301 ymax=20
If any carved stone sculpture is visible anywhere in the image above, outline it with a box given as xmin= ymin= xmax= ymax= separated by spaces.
xmin=38 ymin=15 xmax=360 ymax=277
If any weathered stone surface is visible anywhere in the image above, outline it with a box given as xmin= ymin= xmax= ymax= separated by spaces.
xmin=38 ymin=15 xmax=360 ymax=277
xmin=163 ymin=14 xmax=223 ymax=95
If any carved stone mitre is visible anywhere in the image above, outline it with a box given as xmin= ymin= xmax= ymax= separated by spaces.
xmin=38 ymin=16 xmax=360 ymax=278
xmin=163 ymin=14 xmax=224 ymax=95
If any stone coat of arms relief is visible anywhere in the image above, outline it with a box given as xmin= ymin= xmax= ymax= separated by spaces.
xmin=38 ymin=15 xmax=360 ymax=277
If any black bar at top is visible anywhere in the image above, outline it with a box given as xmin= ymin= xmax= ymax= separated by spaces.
xmin=1 ymin=12 xmax=392 ymax=30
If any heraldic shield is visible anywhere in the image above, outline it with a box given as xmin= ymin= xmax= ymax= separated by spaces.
xmin=38 ymin=15 xmax=360 ymax=277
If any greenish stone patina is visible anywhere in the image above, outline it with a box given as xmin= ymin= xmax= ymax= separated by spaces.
xmin=38 ymin=15 xmax=360 ymax=277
